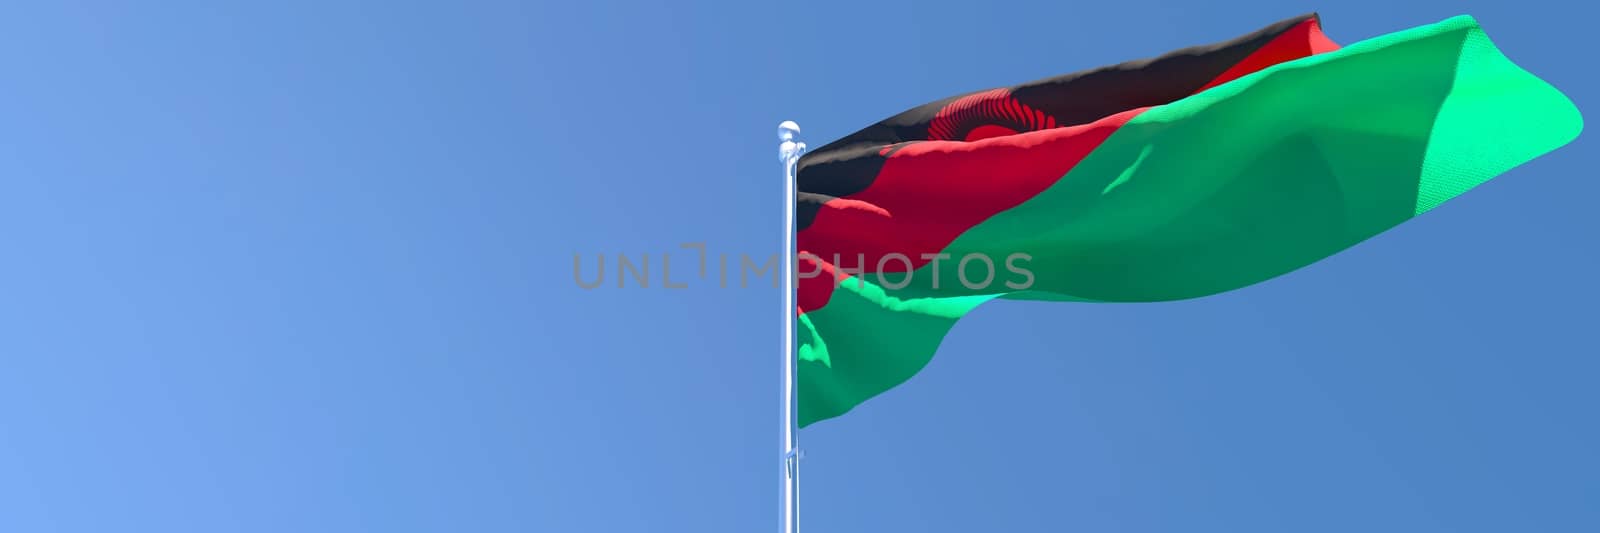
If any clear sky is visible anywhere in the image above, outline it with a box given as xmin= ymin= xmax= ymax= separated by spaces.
xmin=0 ymin=1 xmax=1593 ymax=531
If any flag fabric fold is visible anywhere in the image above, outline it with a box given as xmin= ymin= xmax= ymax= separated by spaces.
xmin=795 ymin=13 xmax=1581 ymax=427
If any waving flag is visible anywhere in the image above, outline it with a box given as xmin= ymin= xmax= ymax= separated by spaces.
xmin=795 ymin=14 xmax=1581 ymax=427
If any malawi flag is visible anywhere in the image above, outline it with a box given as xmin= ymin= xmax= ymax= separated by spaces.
xmin=795 ymin=14 xmax=1581 ymax=427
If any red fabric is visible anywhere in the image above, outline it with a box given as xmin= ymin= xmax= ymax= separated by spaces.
xmin=797 ymin=20 xmax=1342 ymax=316
xmin=928 ymin=88 xmax=1057 ymax=141
xmin=797 ymin=108 xmax=1143 ymax=313
xmin=1195 ymin=18 xmax=1340 ymax=92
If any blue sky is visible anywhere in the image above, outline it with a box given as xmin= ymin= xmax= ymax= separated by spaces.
xmin=0 ymin=1 xmax=1594 ymax=531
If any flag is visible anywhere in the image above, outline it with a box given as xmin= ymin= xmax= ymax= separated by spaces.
xmin=795 ymin=14 xmax=1581 ymax=427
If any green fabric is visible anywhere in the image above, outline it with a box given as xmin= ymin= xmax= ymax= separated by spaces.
xmin=797 ymin=16 xmax=1582 ymax=427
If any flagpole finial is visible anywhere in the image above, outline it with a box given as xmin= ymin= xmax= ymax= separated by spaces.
xmin=778 ymin=121 xmax=805 ymax=164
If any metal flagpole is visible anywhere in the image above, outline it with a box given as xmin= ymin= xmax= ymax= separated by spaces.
xmin=778 ymin=120 xmax=805 ymax=533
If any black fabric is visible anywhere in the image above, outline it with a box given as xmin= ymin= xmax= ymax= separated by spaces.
xmin=795 ymin=13 xmax=1320 ymax=231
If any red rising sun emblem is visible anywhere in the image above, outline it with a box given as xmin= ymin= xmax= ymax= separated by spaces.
xmin=927 ymin=88 xmax=1058 ymax=141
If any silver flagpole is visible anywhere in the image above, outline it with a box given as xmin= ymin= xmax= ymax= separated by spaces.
xmin=778 ymin=120 xmax=805 ymax=533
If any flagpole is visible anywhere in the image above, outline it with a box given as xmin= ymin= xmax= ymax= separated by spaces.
xmin=778 ymin=120 xmax=805 ymax=533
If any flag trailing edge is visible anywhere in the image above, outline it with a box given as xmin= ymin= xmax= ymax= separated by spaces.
xmin=794 ymin=14 xmax=1583 ymax=428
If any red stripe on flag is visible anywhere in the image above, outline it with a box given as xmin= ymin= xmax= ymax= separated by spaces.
xmin=798 ymin=108 xmax=1144 ymax=314
xmin=797 ymin=18 xmax=1342 ymax=316
xmin=1195 ymin=18 xmax=1340 ymax=92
